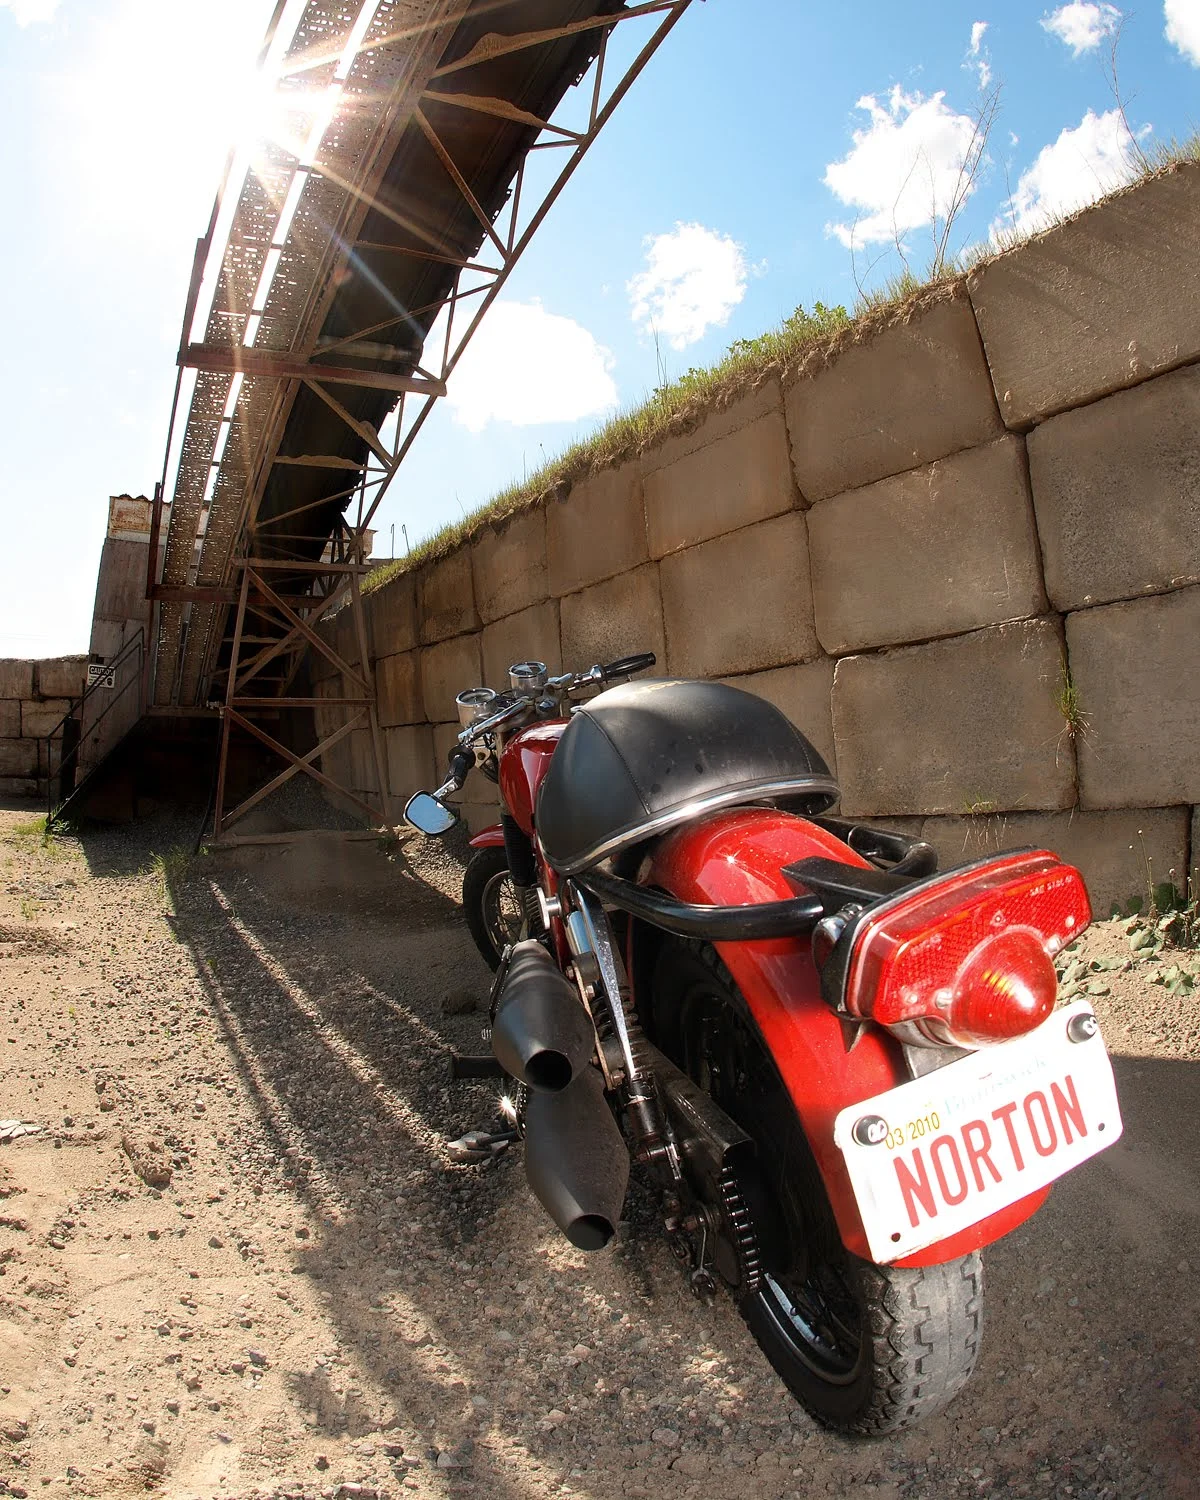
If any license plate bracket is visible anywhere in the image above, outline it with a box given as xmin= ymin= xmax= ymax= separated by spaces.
xmin=834 ymin=1001 xmax=1122 ymax=1263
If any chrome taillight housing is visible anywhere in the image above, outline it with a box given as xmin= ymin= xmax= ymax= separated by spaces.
xmin=838 ymin=851 xmax=1091 ymax=1048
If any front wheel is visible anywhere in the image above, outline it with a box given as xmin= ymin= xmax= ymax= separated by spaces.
xmin=652 ymin=940 xmax=983 ymax=1437
xmin=462 ymin=845 xmax=525 ymax=970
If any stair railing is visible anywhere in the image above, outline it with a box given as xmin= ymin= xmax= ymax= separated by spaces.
xmin=45 ymin=628 xmax=145 ymax=824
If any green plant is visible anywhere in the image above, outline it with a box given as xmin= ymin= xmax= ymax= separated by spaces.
xmin=1055 ymin=662 xmax=1091 ymax=750
xmin=1118 ymin=862 xmax=1198 ymax=993
xmin=150 ymin=847 xmax=191 ymax=909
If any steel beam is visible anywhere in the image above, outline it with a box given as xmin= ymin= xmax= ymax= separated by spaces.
xmin=179 ymin=344 xmax=446 ymax=397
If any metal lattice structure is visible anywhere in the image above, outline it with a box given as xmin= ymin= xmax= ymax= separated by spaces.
xmin=147 ymin=0 xmax=692 ymax=840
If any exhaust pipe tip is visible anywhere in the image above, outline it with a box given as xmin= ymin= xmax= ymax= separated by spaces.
xmin=524 ymin=1065 xmax=628 ymax=1253
xmin=524 ymin=1051 xmax=573 ymax=1093
xmin=492 ymin=939 xmax=596 ymax=1094
xmin=565 ymin=1214 xmax=616 ymax=1252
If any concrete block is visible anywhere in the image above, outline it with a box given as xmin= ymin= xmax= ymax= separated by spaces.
xmin=0 ymin=776 xmax=39 ymax=799
xmin=333 ymin=606 xmax=369 ymax=674
xmin=808 ymin=435 xmax=1046 ymax=653
xmin=919 ymin=806 xmax=1189 ymax=916
xmin=1067 ymin=586 xmax=1200 ymax=809
xmin=0 ymin=660 xmax=34 ymax=699
xmin=559 ymin=565 xmax=666 ymax=674
xmin=832 ymin=619 xmax=1075 ymax=816
xmin=376 ymin=651 xmax=423 ymax=728
xmin=348 ymin=729 xmax=380 ymax=797
xmin=969 ymin=163 xmax=1200 ymax=425
xmin=35 ymin=657 xmax=87 ymax=699
xmin=88 ymin=620 xmax=132 ymax=663
xmin=92 ymin=538 xmax=153 ymax=624
xmin=367 ymin=570 xmax=418 ymax=657
xmin=547 ymin=464 xmax=647 ymax=596
xmin=472 ymin=507 xmax=548 ymax=623
xmin=21 ymin=700 xmax=72 ymax=739
xmin=645 ymin=405 xmax=796 ymax=558
xmin=0 ymin=739 xmax=39 ymax=778
xmin=481 ymin=601 xmax=560 ymax=690
xmin=0 ymin=701 xmax=19 ymax=737
xmin=1027 ymin=364 xmax=1200 ymax=610
xmin=461 ymin=801 xmax=502 ymax=834
xmin=385 ymin=724 xmax=435 ymax=803
xmin=786 ymin=289 xmax=1003 ymax=501
xmin=419 ymin=633 xmax=483 ymax=723
xmin=418 ymin=548 xmax=479 ymax=645
xmin=311 ymin=677 xmax=344 ymax=745
xmin=723 ymin=659 xmax=837 ymax=776
xmin=660 ymin=512 xmax=819 ymax=679
xmin=643 ymin=379 xmax=783 ymax=470
xmin=308 ymin=628 xmax=342 ymax=684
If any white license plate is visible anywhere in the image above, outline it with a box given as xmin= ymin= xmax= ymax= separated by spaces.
xmin=834 ymin=1000 xmax=1122 ymax=1263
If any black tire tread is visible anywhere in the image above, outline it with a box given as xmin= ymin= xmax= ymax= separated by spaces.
xmin=659 ymin=938 xmax=983 ymax=1437
xmin=462 ymin=845 xmax=512 ymax=971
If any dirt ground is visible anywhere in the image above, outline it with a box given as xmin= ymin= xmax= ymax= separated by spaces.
xmin=0 ymin=802 xmax=1197 ymax=1500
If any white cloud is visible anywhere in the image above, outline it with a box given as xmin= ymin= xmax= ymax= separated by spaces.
xmin=0 ymin=0 xmax=59 ymax=23
xmin=1165 ymin=0 xmax=1200 ymax=64
xmin=627 ymin=223 xmax=747 ymax=350
xmin=968 ymin=21 xmax=993 ymax=87
xmin=993 ymin=107 xmax=1139 ymax=237
xmin=823 ymin=87 xmax=981 ymax=247
xmin=1041 ymin=3 xmax=1122 ymax=56
xmin=445 ymin=300 xmax=617 ymax=433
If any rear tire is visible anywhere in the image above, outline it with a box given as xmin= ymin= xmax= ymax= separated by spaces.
xmin=652 ymin=939 xmax=982 ymax=1436
xmin=462 ymin=846 xmax=524 ymax=970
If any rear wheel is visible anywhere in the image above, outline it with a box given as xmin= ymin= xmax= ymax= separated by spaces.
xmin=462 ymin=846 xmax=525 ymax=970
xmin=652 ymin=940 xmax=983 ymax=1436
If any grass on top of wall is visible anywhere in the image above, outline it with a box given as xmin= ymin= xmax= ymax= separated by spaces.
xmin=363 ymin=144 xmax=1200 ymax=598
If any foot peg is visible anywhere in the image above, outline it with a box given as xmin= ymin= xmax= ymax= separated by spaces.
xmin=446 ymin=1127 xmax=517 ymax=1164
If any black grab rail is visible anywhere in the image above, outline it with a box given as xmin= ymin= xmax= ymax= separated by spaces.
xmin=44 ymin=628 xmax=145 ymax=825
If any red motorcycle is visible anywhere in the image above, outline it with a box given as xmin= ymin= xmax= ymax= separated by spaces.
xmin=404 ymin=652 xmax=1123 ymax=1436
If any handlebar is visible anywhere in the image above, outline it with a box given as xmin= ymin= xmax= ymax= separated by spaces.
xmin=413 ymin=649 xmax=659 ymax=826
xmin=601 ymin=652 xmax=657 ymax=682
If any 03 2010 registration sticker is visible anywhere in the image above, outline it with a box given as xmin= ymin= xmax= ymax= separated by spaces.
xmin=834 ymin=1000 xmax=1123 ymax=1263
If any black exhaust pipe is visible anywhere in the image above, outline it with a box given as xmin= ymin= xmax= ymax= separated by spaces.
xmin=491 ymin=940 xmax=595 ymax=1093
xmin=524 ymin=1064 xmax=629 ymax=1250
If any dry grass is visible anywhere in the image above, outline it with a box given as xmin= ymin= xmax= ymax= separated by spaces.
xmin=363 ymin=144 xmax=1199 ymax=598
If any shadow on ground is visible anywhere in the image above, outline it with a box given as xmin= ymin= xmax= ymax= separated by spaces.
xmin=73 ymin=815 xmax=1200 ymax=1498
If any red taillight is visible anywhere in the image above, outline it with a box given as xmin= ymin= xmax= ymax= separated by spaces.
xmin=842 ymin=851 xmax=1091 ymax=1048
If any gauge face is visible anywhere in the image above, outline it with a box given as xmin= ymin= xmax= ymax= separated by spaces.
xmin=509 ymin=660 xmax=548 ymax=693
xmin=456 ymin=687 xmax=498 ymax=727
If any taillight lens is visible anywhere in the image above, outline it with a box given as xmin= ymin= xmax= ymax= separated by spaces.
xmin=842 ymin=850 xmax=1090 ymax=1048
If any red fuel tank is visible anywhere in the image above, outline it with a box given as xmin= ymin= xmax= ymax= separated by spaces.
xmin=498 ymin=720 xmax=567 ymax=836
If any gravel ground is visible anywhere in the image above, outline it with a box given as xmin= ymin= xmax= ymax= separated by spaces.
xmin=0 ymin=801 xmax=1197 ymax=1500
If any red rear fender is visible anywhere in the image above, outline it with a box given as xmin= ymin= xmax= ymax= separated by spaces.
xmin=640 ymin=808 xmax=1047 ymax=1264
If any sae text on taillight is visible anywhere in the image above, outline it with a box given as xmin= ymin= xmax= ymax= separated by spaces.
xmin=840 ymin=851 xmax=1091 ymax=1049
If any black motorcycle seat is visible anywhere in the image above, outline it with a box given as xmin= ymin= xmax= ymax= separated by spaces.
xmin=535 ymin=678 xmax=838 ymax=876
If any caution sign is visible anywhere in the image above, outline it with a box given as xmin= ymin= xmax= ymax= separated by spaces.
xmin=87 ymin=663 xmax=116 ymax=690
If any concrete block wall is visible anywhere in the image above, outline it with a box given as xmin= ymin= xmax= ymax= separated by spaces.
xmin=0 ymin=657 xmax=88 ymax=799
xmin=318 ymin=163 xmax=1200 ymax=909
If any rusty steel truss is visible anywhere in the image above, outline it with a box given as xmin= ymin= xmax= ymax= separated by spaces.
xmin=148 ymin=0 xmax=692 ymax=841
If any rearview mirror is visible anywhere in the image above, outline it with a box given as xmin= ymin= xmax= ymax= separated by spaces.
xmin=403 ymin=791 xmax=459 ymax=836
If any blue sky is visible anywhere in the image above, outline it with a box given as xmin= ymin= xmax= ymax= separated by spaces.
xmin=1 ymin=0 xmax=1197 ymax=656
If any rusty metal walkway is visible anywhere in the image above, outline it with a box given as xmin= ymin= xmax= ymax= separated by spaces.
xmin=144 ymin=0 xmax=691 ymax=839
